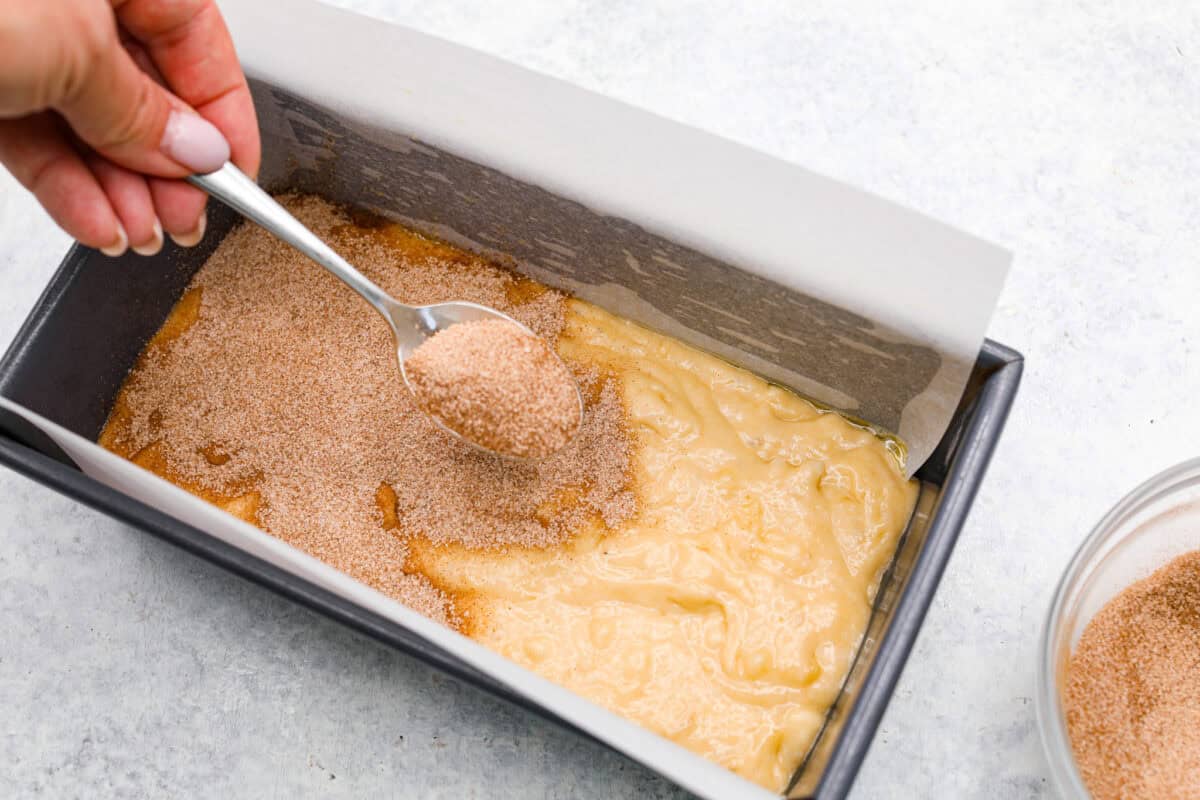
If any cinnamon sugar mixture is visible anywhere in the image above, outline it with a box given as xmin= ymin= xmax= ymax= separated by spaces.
xmin=406 ymin=318 xmax=581 ymax=458
xmin=99 ymin=195 xmax=636 ymax=626
xmin=1065 ymin=550 xmax=1200 ymax=799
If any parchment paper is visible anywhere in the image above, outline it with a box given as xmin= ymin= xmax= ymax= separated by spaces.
xmin=221 ymin=0 xmax=1010 ymax=474
xmin=0 ymin=2 xmax=1010 ymax=797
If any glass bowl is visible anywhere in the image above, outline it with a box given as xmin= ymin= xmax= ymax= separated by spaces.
xmin=1037 ymin=457 xmax=1200 ymax=798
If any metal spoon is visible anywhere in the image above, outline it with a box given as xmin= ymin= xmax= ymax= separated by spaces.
xmin=187 ymin=162 xmax=582 ymax=458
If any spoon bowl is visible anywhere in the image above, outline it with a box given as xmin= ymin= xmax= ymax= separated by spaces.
xmin=392 ymin=301 xmax=585 ymax=459
xmin=188 ymin=163 xmax=582 ymax=459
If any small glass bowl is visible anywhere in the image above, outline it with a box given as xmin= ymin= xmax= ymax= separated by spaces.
xmin=1037 ymin=457 xmax=1200 ymax=798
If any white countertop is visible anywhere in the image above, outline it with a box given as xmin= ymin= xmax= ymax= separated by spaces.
xmin=2 ymin=1 xmax=1198 ymax=797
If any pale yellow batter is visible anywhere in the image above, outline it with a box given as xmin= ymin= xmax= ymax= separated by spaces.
xmin=410 ymin=300 xmax=919 ymax=791
xmin=101 ymin=213 xmax=918 ymax=793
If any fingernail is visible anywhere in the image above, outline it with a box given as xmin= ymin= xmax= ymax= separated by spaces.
xmin=169 ymin=212 xmax=206 ymax=248
xmin=100 ymin=223 xmax=128 ymax=257
xmin=132 ymin=219 xmax=164 ymax=256
xmin=161 ymin=110 xmax=230 ymax=173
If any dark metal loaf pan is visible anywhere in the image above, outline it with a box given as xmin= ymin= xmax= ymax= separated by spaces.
xmin=0 ymin=177 xmax=1021 ymax=799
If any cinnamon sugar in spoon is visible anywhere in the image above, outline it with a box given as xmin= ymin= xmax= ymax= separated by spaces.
xmin=188 ymin=162 xmax=582 ymax=459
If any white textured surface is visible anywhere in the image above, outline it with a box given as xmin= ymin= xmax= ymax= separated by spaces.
xmin=1 ymin=2 xmax=1198 ymax=797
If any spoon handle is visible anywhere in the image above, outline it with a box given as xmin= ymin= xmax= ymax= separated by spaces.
xmin=188 ymin=163 xmax=396 ymax=320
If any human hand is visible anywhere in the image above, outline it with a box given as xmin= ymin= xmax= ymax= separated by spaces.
xmin=0 ymin=0 xmax=259 ymax=255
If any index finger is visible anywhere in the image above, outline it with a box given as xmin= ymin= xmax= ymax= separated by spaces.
xmin=114 ymin=0 xmax=260 ymax=177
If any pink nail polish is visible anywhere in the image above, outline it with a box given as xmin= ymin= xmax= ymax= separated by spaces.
xmin=161 ymin=111 xmax=230 ymax=173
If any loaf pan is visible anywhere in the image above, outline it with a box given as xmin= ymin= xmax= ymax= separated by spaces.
xmin=0 ymin=72 xmax=1021 ymax=798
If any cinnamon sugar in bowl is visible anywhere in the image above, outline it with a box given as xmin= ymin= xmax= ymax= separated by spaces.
xmin=1038 ymin=459 xmax=1200 ymax=799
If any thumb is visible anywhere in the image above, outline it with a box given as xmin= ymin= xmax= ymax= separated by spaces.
xmin=53 ymin=13 xmax=229 ymax=176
